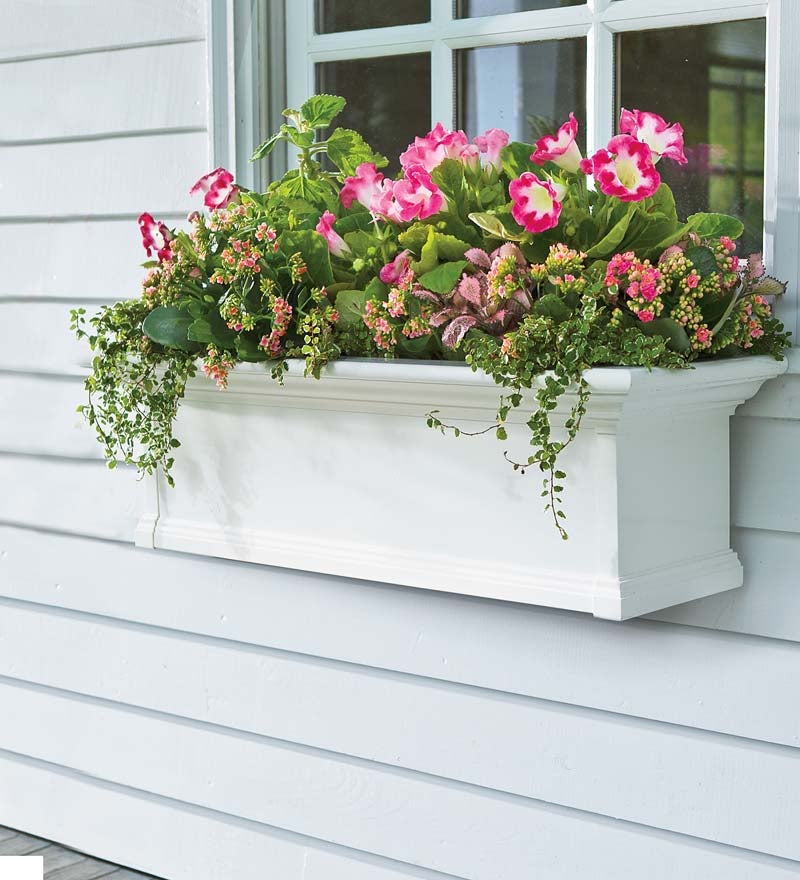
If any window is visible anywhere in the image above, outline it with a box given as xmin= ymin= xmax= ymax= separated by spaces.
xmin=211 ymin=1 xmax=799 ymax=331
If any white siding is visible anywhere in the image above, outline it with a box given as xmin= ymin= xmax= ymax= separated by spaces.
xmin=0 ymin=2 xmax=798 ymax=879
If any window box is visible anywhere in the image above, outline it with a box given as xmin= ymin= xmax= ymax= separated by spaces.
xmin=134 ymin=356 xmax=784 ymax=620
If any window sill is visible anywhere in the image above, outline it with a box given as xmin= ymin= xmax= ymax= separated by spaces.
xmin=135 ymin=356 xmax=785 ymax=620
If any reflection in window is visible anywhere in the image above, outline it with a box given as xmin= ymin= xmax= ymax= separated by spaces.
xmin=456 ymin=39 xmax=586 ymax=146
xmin=316 ymin=54 xmax=431 ymax=169
xmin=618 ymin=20 xmax=766 ymax=255
xmin=316 ymin=0 xmax=429 ymax=34
xmin=456 ymin=0 xmax=584 ymax=16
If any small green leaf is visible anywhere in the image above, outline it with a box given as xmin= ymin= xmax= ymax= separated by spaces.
xmin=468 ymin=212 xmax=524 ymax=242
xmin=251 ymin=130 xmax=284 ymax=161
xmin=418 ymin=260 xmax=469 ymax=295
xmin=187 ymin=313 xmax=237 ymax=348
xmin=301 ymin=94 xmax=346 ymax=128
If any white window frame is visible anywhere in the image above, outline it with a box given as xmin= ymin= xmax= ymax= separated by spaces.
xmin=211 ymin=0 xmax=800 ymax=340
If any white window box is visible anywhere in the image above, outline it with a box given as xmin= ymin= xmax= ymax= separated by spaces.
xmin=135 ymin=356 xmax=785 ymax=620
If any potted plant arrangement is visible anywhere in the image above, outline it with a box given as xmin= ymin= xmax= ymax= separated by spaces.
xmin=72 ymin=95 xmax=789 ymax=619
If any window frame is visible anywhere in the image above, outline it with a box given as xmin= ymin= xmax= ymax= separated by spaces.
xmin=211 ymin=0 xmax=800 ymax=340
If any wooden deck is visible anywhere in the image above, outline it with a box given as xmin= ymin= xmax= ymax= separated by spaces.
xmin=0 ymin=828 xmax=159 ymax=880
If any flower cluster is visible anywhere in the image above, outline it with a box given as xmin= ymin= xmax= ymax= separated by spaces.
xmin=605 ymin=252 xmax=666 ymax=323
xmin=362 ymin=269 xmax=435 ymax=353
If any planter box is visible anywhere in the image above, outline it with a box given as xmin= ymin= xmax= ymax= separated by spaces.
xmin=135 ymin=356 xmax=785 ymax=620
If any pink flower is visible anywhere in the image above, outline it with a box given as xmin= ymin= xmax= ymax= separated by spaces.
xmin=340 ymin=162 xmax=384 ymax=210
xmin=380 ymin=249 xmax=412 ymax=284
xmin=400 ymin=123 xmax=472 ymax=172
xmin=587 ymin=135 xmax=661 ymax=202
xmin=696 ymin=326 xmax=710 ymax=344
xmin=508 ymin=172 xmax=563 ymax=233
xmin=638 ymin=309 xmax=655 ymax=323
xmin=315 ymin=211 xmax=350 ymax=258
xmin=190 ymin=167 xmax=238 ymax=209
xmin=531 ymin=113 xmax=583 ymax=174
xmin=369 ymin=179 xmax=404 ymax=223
xmin=619 ymin=109 xmax=687 ymax=165
xmin=138 ymin=212 xmax=173 ymax=262
xmin=393 ymin=165 xmax=446 ymax=221
xmin=473 ymin=128 xmax=510 ymax=171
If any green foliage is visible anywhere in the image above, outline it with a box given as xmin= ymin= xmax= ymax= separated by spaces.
xmin=326 ymin=127 xmax=388 ymax=175
xmin=300 ymin=94 xmax=347 ymax=128
xmin=639 ymin=317 xmax=692 ymax=353
xmin=418 ymin=260 xmax=469 ymax=295
xmin=280 ymin=229 xmax=335 ymax=286
xmin=142 ymin=306 xmax=202 ymax=352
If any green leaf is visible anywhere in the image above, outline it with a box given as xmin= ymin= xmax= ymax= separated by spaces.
xmin=709 ymin=291 xmax=742 ymax=337
xmin=468 ymin=211 xmax=524 ymax=242
xmin=280 ymin=229 xmax=335 ymax=286
xmin=301 ymin=94 xmax=346 ymax=128
xmin=647 ymin=183 xmax=678 ymax=224
xmin=431 ymin=159 xmax=467 ymax=215
xmin=364 ymin=276 xmax=388 ymax=300
xmin=701 ymin=289 xmax=737 ymax=327
xmin=398 ymin=334 xmax=435 ymax=357
xmin=142 ymin=306 xmax=202 ymax=352
xmin=434 ymin=233 xmax=470 ymax=261
xmin=586 ymin=204 xmax=636 ymax=258
xmin=687 ymin=212 xmax=744 ymax=240
xmin=531 ymin=293 xmax=572 ymax=323
xmin=334 ymin=289 xmax=369 ymax=326
xmin=685 ymin=245 xmax=718 ymax=278
xmin=334 ymin=210 xmax=375 ymax=235
xmin=640 ymin=317 xmax=692 ymax=353
xmin=418 ymin=260 xmax=468 ymax=295
xmin=326 ymin=127 xmax=388 ymax=175
xmin=187 ymin=311 xmax=237 ymax=348
xmin=500 ymin=141 xmax=536 ymax=180
xmin=343 ymin=230 xmax=374 ymax=258
xmin=398 ymin=223 xmax=432 ymax=253
xmin=251 ymin=130 xmax=284 ymax=162
xmin=411 ymin=226 xmax=439 ymax=274
xmin=235 ymin=335 xmax=269 ymax=362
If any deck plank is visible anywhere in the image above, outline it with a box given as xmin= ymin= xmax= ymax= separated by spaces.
xmin=0 ymin=832 xmax=51 ymax=855
xmin=0 ymin=827 xmax=158 ymax=880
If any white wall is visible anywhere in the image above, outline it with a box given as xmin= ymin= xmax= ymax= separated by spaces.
xmin=1 ymin=3 xmax=800 ymax=879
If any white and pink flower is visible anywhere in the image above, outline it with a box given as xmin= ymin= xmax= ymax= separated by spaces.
xmin=508 ymin=172 xmax=563 ymax=233
xmin=379 ymin=249 xmax=412 ymax=285
xmin=531 ymin=113 xmax=583 ymax=174
xmin=400 ymin=123 xmax=472 ymax=172
xmin=473 ymin=128 xmax=510 ymax=171
xmin=393 ymin=165 xmax=446 ymax=222
xmin=619 ymin=109 xmax=687 ymax=165
xmin=315 ymin=211 xmax=350 ymax=258
xmin=340 ymin=162 xmax=385 ymax=210
xmin=138 ymin=212 xmax=173 ymax=262
xmin=585 ymin=135 xmax=661 ymax=202
xmin=190 ymin=167 xmax=238 ymax=210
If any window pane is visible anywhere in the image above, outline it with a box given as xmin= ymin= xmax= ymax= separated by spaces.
xmin=457 ymin=0 xmax=583 ymax=16
xmin=617 ymin=19 xmax=766 ymax=256
xmin=457 ymin=39 xmax=586 ymax=147
xmin=316 ymin=0 xmax=429 ymax=33
xmin=316 ymin=54 xmax=431 ymax=170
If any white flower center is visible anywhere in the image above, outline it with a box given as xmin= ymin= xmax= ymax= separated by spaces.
xmin=615 ymin=158 xmax=640 ymax=190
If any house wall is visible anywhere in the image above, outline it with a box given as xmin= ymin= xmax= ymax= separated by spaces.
xmin=1 ymin=3 xmax=800 ymax=879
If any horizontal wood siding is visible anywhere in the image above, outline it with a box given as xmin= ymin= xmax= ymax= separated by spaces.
xmin=1 ymin=3 xmax=798 ymax=879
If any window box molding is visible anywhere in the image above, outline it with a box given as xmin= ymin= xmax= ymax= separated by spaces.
xmin=135 ymin=356 xmax=785 ymax=620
